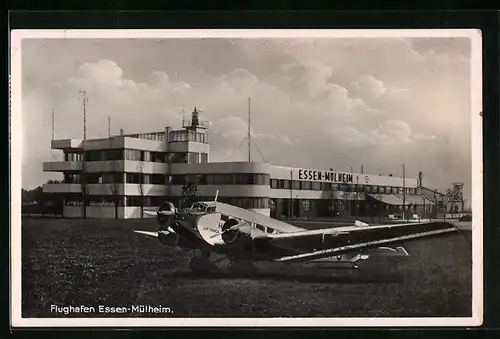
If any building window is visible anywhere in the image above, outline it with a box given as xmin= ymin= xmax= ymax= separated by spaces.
xmin=141 ymin=151 xmax=151 ymax=162
xmin=292 ymin=180 xmax=300 ymax=190
xmin=125 ymin=173 xmax=142 ymax=184
xmin=102 ymin=173 xmax=123 ymax=184
xmin=125 ymin=149 xmax=142 ymax=161
xmin=151 ymin=152 xmax=166 ymax=163
xmin=126 ymin=196 xmax=143 ymax=207
xmin=64 ymin=173 xmax=80 ymax=184
xmin=300 ymin=181 xmax=311 ymax=190
xmin=320 ymin=182 xmax=331 ymax=190
xmin=64 ymin=152 xmax=83 ymax=162
xmin=311 ymin=182 xmax=321 ymax=190
xmin=169 ymin=152 xmax=188 ymax=163
xmin=85 ymin=150 xmax=101 ymax=161
xmin=200 ymin=153 xmax=208 ymax=163
xmin=170 ymin=175 xmax=187 ymax=185
xmin=271 ymin=179 xmax=278 ymax=189
xmin=277 ymin=179 xmax=291 ymax=189
xmin=188 ymin=152 xmax=199 ymax=164
xmin=213 ymin=174 xmax=234 ymax=185
xmin=232 ymin=197 xmax=269 ymax=209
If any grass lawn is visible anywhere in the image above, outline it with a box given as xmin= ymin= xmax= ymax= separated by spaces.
xmin=21 ymin=217 xmax=472 ymax=318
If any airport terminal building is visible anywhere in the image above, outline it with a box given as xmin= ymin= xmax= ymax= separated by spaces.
xmin=43 ymin=110 xmax=443 ymax=219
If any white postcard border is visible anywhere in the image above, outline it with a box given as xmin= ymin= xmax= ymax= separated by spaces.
xmin=10 ymin=28 xmax=483 ymax=327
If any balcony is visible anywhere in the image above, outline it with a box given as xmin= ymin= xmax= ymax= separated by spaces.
xmin=43 ymin=183 xmax=82 ymax=194
xmin=43 ymin=161 xmax=82 ymax=172
xmin=51 ymin=139 xmax=83 ymax=150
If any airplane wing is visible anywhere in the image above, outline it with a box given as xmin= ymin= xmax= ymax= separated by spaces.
xmin=258 ymin=221 xmax=458 ymax=263
xmin=133 ymin=230 xmax=159 ymax=238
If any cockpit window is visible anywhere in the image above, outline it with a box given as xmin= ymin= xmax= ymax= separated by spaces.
xmin=191 ymin=203 xmax=206 ymax=211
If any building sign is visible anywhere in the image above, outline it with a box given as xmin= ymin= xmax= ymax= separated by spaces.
xmin=298 ymin=169 xmax=354 ymax=183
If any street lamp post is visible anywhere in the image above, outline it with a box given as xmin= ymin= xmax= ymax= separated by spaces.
xmin=402 ymin=164 xmax=406 ymax=221
xmin=421 ymin=194 xmax=425 ymax=222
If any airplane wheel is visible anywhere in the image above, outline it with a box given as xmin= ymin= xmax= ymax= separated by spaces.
xmin=227 ymin=259 xmax=257 ymax=275
xmin=188 ymin=257 xmax=217 ymax=273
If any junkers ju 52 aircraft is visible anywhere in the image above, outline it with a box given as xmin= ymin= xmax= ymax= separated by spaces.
xmin=134 ymin=192 xmax=458 ymax=274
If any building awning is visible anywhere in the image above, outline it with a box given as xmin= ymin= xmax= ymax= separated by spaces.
xmin=367 ymin=194 xmax=404 ymax=206
xmin=368 ymin=194 xmax=435 ymax=206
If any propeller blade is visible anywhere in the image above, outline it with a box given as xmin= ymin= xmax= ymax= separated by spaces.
xmin=143 ymin=210 xmax=158 ymax=217
xmin=158 ymin=210 xmax=176 ymax=216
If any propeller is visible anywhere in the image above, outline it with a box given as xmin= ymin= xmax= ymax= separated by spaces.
xmin=147 ymin=201 xmax=178 ymax=227
xmin=208 ymin=219 xmax=248 ymax=239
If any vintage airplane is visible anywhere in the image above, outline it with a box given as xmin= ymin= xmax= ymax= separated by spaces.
xmin=134 ymin=192 xmax=459 ymax=274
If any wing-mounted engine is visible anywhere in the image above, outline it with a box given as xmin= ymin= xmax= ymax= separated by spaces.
xmin=156 ymin=201 xmax=177 ymax=229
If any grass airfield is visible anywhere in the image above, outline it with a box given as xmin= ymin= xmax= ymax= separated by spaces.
xmin=21 ymin=217 xmax=472 ymax=318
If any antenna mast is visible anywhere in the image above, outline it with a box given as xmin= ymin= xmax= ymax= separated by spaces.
xmin=108 ymin=116 xmax=111 ymax=137
xmin=51 ymin=108 xmax=55 ymax=140
xmin=79 ymin=90 xmax=88 ymax=140
xmin=248 ymin=97 xmax=251 ymax=162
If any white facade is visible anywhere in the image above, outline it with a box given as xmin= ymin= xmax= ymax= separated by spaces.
xmin=43 ymin=117 xmax=423 ymax=219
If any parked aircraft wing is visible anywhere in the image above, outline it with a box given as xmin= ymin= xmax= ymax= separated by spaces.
xmin=133 ymin=230 xmax=159 ymax=238
xmin=274 ymin=224 xmax=458 ymax=263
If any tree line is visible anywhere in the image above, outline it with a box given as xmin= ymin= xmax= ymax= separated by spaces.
xmin=22 ymin=180 xmax=64 ymax=215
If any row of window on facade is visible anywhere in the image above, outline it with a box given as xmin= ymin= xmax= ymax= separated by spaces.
xmin=270 ymin=178 xmax=417 ymax=195
xmin=169 ymin=130 xmax=208 ymax=144
xmin=63 ymin=172 xmax=271 ymax=185
xmin=65 ymin=195 xmax=269 ymax=209
xmin=125 ymin=132 xmax=167 ymax=142
xmin=63 ymin=172 xmax=416 ymax=195
xmin=64 ymin=150 xmax=208 ymax=164
xmin=112 ymin=130 xmax=208 ymax=143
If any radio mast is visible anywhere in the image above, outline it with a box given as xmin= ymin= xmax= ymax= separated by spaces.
xmin=51 ymin=108 xmax=55 ymax=140
xmin=402 ymin=164 xmax=406 ymax=220
xmin=79 ymin=90 xmax=88 ymax=140
xmin=248 ymin=97 xmax=251 ymax=162
xmin=108 ymin=116 xmax=111 ymax=137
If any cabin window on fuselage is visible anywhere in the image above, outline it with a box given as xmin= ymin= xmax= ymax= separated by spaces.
xmin=255 ymin=224 xmax=266 ymax=232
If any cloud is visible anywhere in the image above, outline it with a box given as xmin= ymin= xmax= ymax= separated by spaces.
xmin=330 ymin=120 xmax=436 ymax=147
xmin=20 ymin=37 xmax=472 ymax=202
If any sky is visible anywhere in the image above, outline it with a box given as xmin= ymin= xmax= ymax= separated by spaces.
xmin=20 ymin=36 xmax=474 ymax=204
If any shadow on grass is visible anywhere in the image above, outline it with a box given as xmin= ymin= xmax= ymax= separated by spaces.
xmin=171 ymin=270 xmax=403 ymax=284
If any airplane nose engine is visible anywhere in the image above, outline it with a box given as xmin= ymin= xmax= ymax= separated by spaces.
xmin=220 ymin=218 xmax=252 ymax=249
xmin=156 ymin=201 xmax=177 ymax=229
xmin=158 ymin=231 xmax=180 ymax=247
